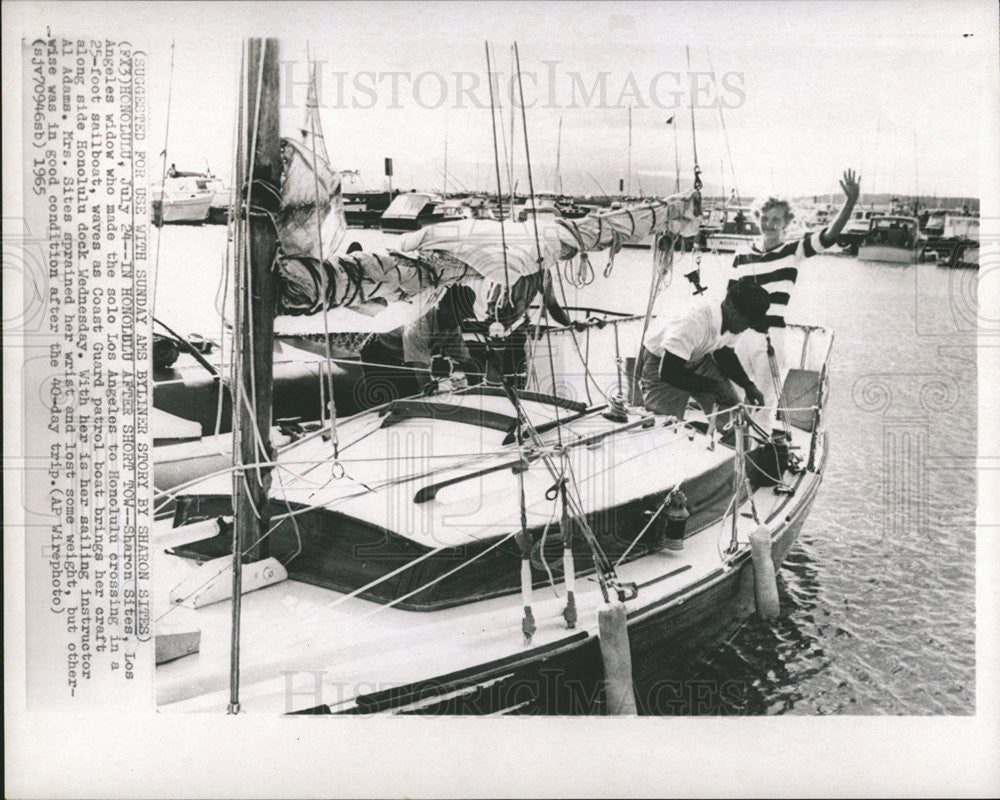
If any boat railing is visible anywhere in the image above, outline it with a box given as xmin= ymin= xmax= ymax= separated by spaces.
xmin=784 ymin=323 xmax=834 ymax=470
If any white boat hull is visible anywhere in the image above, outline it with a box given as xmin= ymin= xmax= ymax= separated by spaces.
xmin=155 ymin=194 xmax=213 ymax=224
xmin=706 ymin=233 xmax=756 ymax=253
xmin=857 ymin=244 xmax=920 ymax=264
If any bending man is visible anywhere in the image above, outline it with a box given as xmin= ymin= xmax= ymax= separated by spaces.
xmin=640 ymin=277 xmax=771 ymax=425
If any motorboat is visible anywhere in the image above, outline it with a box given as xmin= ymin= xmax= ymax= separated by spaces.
xmin=836 ymin=206 xmax=888 ymax=254
xmin=922 ymin=212 xmax=979 ymax=267
xmin=515 ymin=196 xmax=562 ymax=223
xmin=151 ymin=175 xmax=214 ymax=225
xmin=857 ymin=215 xmax=925 ymax=264
xmin=380 ymin=192 xmax=467 ymax=233
xmin=704 ymin=207 xmax=760 ymax=253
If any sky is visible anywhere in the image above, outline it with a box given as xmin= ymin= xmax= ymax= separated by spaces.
xmin=7 ymin=0 xmax=997 ymax=200
xmin=8 ymin=1 xmax=997 ymax=201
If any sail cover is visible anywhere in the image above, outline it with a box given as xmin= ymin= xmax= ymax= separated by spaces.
xmin=273 ymin=193 xmax=700 ymax=320
xmin=276 ymin=63 xmax=347 ymax=266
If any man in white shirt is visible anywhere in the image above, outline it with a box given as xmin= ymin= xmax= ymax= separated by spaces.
xmin=640 ymin=278 xmax=770 ymax=424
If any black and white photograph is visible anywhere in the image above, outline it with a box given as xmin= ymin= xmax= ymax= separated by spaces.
xmin=4 ymin=0 xmax=999 ymax=796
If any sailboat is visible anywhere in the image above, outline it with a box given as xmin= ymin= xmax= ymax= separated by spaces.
xmin=153 ymin=39 xmax=835 ymax=714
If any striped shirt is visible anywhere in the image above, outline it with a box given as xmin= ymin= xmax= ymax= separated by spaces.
xmin=729 ymin=230 xmax=831 ymax=328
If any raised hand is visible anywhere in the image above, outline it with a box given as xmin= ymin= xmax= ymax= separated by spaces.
xmin=840 ymin=169 xmax=861 ymax=205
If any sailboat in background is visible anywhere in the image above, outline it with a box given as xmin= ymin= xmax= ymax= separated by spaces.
xmin=153 ymin=38 xmax=835 ymax=715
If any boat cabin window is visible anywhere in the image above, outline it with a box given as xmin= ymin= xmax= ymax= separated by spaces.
xmin=871 ymin=218 xmax=916 ymax=232
xmin=720 ymin=212 xmax=759 ymax=235
xmin=865 ymin=217 xmax=917 ymax=247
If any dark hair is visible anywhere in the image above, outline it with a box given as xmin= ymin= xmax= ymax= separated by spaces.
xmin=346 ymin=241 xmax=363 ymax=254
xmin=726 ymin=277 xmax=770 ymax=330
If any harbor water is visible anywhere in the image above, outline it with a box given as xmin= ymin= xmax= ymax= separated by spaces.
xmin=153 ymin=224 xmax=978 ymax=715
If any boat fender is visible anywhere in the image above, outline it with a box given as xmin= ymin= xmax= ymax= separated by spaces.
xmin=749 ymin=525 xmax=780 ymax=619
xmin=597 ymin=600 xmax=638 ymax=715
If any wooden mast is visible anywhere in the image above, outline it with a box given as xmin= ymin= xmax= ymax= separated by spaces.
xmin=229 ymin=36 xmax=280 ymax=714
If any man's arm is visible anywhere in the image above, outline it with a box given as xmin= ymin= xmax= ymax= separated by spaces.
xmin=713 ymin=347 xmax=765 ymax=406
xmin=818 ymin=168 xmax=861 ymax=248
xmin=712 ymin=346 xmax=753 ymax=388
xmin=541 ymin=272 xmax=574 ymax=328
xmin=659 ymin=350 xmax=734 ymax=402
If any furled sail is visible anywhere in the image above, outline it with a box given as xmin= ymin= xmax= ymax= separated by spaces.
xmin=275 ymin=62 xmax=347 ymax=266
xmin=274 ymin=194 xmax=700 ymax=317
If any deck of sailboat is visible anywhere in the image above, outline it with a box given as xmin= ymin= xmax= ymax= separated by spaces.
xmin=154 ymin=390 xmax=826 ymax=712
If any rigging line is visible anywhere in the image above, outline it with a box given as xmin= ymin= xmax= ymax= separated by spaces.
xmin=211 ymin=63 xmax=243 ymax=461
xmin=212 ymin=254 xmax=231 ymax=457
xmin=164 ymin=452 xmax=567 ymax=621
xmin=154 ymin=429 xmax=577 ymax=513
xmin=514 ymin=41 xmax=562 ymax=445
xmin=230 ymin=41 xmax=249 ymax=526
xmin=684 ymin=45 xmax=702 ymax=197
xmin=485 ymin=41 xmax=512 ymax=295
xmin=509 ymin=45 xmax=517 ymax=215
xmin=288 ymin=427 xmax=522 ymax=496
xmin=212 ymin=186 xmax=237 ymax=456
xmin=357 ymin=531 xmax=521 ymax=620
xmin=614 ymin=478 xmax=685 ymax=566
xmin=715 ymin=490 xmax=739 ymax=562
xmin=304 ymin=45 xmax=341 ymax=462
xmin=633 ymin=231 xmax=673 ymax=387
xmin=536 ymin=494 xmax=565 ymax=597
xmin=872 ymin=102 xmax=882 ymax=200
xmin=292 ymin=354 xmax=489 ymax=377
xmin=548 ymin=266 xmax=616 ymax=404
xmin=149 ymin=39 xmax=175 ymax=323
xmin=705 ymin=47 xmax=741 ymax=205
xmin=215 ymin=60 xmax=242 ymax=322
xmin=507 ymin=407 xmax=615 ymax=573
xmin=166 ymin=417 xmax=707 ymax=621
xmin=495 ymin=79 xmax=513 ymax=215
